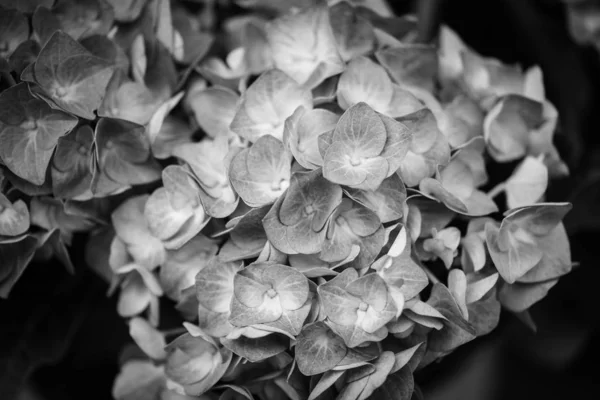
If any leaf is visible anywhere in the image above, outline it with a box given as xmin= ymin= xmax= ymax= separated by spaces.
xmin=427 ymin=283 xmax=476 ymax=352
xmin=329 ymin=1 xmax=375 ymax=62
xmin=128 ymin=317 xmax=167 ymax=360
xmin=505 ymin=156 xmax=548 ymax=209
xmin=229 ymin=135 xmax=292 ymax=207
xmin=0 ymin=194 xmax=30 ymax=237
xmin=221 ymin=334 xmax=289 ymax=363
xmin=0 ymin=235 xmax=38 ymax=298
xmin=32 ymin=31 xmax=115 ymax=120
xmin=229 ymin=69 xmax=313 ymax=142
xmin=51 ymin=125 xmax=95 ymax=199
xmin=94 ymin=117 xmax=161 ymax=186
xmin=295 ymin=321 xmax=348 ymax=376
xmin=0 ymin=83 xmax=78 ymax=185
xmin=266 ymin=4 xmax=344 ymax=88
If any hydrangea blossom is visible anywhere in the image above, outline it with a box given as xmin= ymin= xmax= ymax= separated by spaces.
xmin=0 ymin=1 xmax=576 ymax=399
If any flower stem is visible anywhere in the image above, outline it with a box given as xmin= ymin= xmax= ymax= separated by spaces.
xmin=487 ymin=182 xmax=506 ymax=199
xmin=416 ymin=0 xmax=446 ymax=44
xmin=422 ymin=264 xmax=441 ymax=284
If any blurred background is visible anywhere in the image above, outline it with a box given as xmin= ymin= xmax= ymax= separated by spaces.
xmin=2 ymin=0 xmax=600 ymax=399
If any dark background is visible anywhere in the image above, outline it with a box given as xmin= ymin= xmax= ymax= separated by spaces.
xmin=2 ymin=0 xmax=600 ymax=399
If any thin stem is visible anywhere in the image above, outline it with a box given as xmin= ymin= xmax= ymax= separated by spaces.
xmin=162 ymin=327 xmax=187 ymax=337
xmin=416 ymin=0 xmax=446 ymax=44
xmin=422 ymin=264 xmax=441 ymax=284
xmin=487 ymin=182 xmax=506 ymax=199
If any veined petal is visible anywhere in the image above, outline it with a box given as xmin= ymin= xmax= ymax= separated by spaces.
xmin=266 ymin=4 xmax=344 ymax=88
xmin=230 ymin=69 xmax=313 ymax=142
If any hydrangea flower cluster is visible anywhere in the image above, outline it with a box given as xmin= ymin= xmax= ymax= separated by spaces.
xmin=0 ymin=1 xmax=574 ymax=399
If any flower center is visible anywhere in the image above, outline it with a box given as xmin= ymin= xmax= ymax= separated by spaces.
xmin=266 ymin=288 xmax=277 ymax=298
xmin=271 ymin=178 xmax=289 ymax=192
xmin=358 ymin=302 xmax=368 ymax=312
xmin=304 ymin=204 xmax=315 ymax=215
xmin=20 ymin=119 xmax=37 ymax=131
xmin=77 ymin=145 xmax=88 ymax=155
xmin=0 ymin=41 xmax=8 ymax=53
xmin=54 ymin=86 xmax=69 ymax=99
xmin=349 ymin=155 xmax=363 ymax=167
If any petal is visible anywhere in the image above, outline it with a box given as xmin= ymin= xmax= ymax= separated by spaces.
xmin=266 ymin=5 xmax=344 ymax=88
xmin=337 ymin=57 xmax=393 ymax=113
